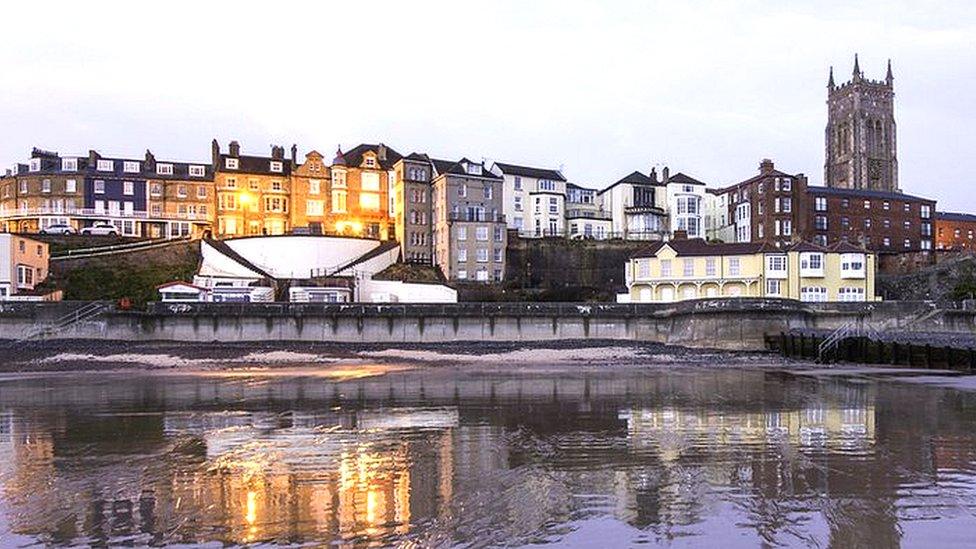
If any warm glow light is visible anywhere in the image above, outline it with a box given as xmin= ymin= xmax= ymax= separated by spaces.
xmin=366 ymin=490 xmax=378 ymax=525
xmin=239 ymin=191 xmax=253 ymax=205
xmin=335 ymin=220 xmax=363 ymax=234
xmin=245 ymin=490 xmax=257 ymax=525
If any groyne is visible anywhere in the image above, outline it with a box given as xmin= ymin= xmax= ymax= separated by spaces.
xmin=2 ymin=299 xmax=974 ymax=351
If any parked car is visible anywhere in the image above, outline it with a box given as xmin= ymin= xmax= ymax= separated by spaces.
xmin=39 ymin=223 xmax=76 ymax=235
xmin=80 ymin=222 xmax=119 ymax=236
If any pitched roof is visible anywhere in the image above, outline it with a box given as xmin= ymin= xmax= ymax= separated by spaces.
xmin=157 ymin=281 xmax=208 ymax=291
xmin=217 ymin=153 xmax=291 ymax=175
xmin=805 ymin=185 xmax=935 ymax=203
xmin=828 ymin=240 xmax=870 ymax=253
xmin=631 ymin=238 xmax=777 ymax=258
xmin=712 ymin=168 xmax=797 ymax=194
xmin=340 ymin=143 xmax=402 ymax=170
xmin=404 ymin=152 xmax=431 ymax=162
xmin=667 ymin=172 xmax=707 ymax=186
xmin=936 ymin=211 xmax=976 ymax=223
xmin=787 ymin=241 xmax=827 ymax=253
xmin=430 ymin=158 xmax=501 ymax=179
xmin=492 ymin=162 xmax=566 ymax=182
xmin=598 ymin=170 xmax=662 ymax=195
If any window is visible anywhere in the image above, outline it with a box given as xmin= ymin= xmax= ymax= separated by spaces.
xmin=42 ymin=179 xmax=51 ymax=193
xmin=903 ymin=202 xmax=911 ymax=213
xmin=464 ymin=162 xmax=482 ymax=175
xmin=332 ymin=170 xmax=347 ymax=188
xmin=249 ymin=179 xmax=259 ymax=191
xmin=800 ymin=286 xmax=828 ymax=302
xmin=865 ymin=218 xmax=872 ymax=229
xmin=309 ymin=179 xmax=320 ymax=195
xmin=17 ymin=265 xmax=34 ymax=288
xmin=638 ymin=260 xmax=650 ymax=279
xmin=904 ymin=220 xmax=911 ymax=230
xmin=921 ymin=205 xmax=931 ymax=219
xmin=360 ymin=193 xmax=380 ymax=211
xmin=814 ymin=197 xmax=827 ymax=211
xmin=271 ymin=180 xmax=283 ymax=191
xmin=458 ymin=184 xmax=467 ymax=198
xmin=904 ymin=239 xmax=911 ymax=248
xmin=124 ymin=181 xmax=134 ymax=195
xmin=457 ymin=269 xmax=467 ymax=280
xmin=331 ymin=190 xmax=347 ymax=213
xmin=514 ymin=176 xmax=522 ymax=191
xmin=660 ymin=259 xmax=672 ymax=277
xmin=781 ymin=197 xmax=792 ymax=213
xmin=766 ymin=279 xmax=782 ymax=296
xmin=484 ymin=185 xmax=493 ymax=200
xmin=94 ymin=180 xmax=105 ymax=194
xmin=19 ymin=180 xmax=27 ymax=194
xmin=270 ymin=161 xmax=283 ymax=173
xmin=863 ymin=200 xmax=871 ymax=210
xmin=476 ymin=226 xmax=489 ymax=241
xmin=781 ymin=178 xmax=792 ymax=191
xmin=457 ymin=249 xmax=468 ymax=262
xmin=176 ymin=185 xmax=187 ymax=198
xmin=539 ymin=180 xmax=556 ymax=191
xmin=883 ymin=237 xmax=891 ymax=247
xmin=800 ymin=252 xmax=824 ymax=276
xmin=729 ymin=258 xmax=740 ymax=276
xmin=457 ymin=227 xmax=467 ymax=241
xmin=97 ymin=159 xmax=114 ymax=171
xmin=225 ymin=177 xmax=237 ymax=189
xmin=494 ymin=248 xmax=503 ymax=262
xmin=840 ymin=253 xmax=865 ymax=278
xmin=65 ymin=179 xmax=76 ymax=193
xmin=683 ymin=259 xmax=694 ymax=276
xmin=365 ymin=157 xmax=376 ymax=168
xmin=188 ymin=165 xmax=205 ymax=177
xmin=839 ymin=287 xmax=866 ymax=302
xmin=841 ymin=198 xmax=850 ymax=208
xmin=62 ymin=158 xmax=77 ymax=171
xmin=767 ymin=255 xmax=787 ymax=274
xmin=883 ymin=201 xmax=890 ymax=211
xmin=197 ymin=186 xmax=207 ymax=199
xmin=225 ymin=158 xmax=239 ymax=169
xmin=549 ymin=196 xmax=558 ymax=214
xmin=494 ymin=226 xmax=504 ymax=242
xmin=782 ymin=220 xmax=792 ymax=236
xmin=514 ymin=196 xmax=523 ymax=211
xmin=477 ymin=248 xmax=489 ymax=263
xmin=705 ymin=258 xmax=716 ymax=277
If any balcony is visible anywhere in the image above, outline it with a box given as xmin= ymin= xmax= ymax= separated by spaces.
xmin=625 ymin=204 xmax=665 ymax=214
xmin=565 ymin=208 xmax=611 ymax=220
xmin=0 ymin=207 xmax=210 ymax=222
xmin=448 ymin=212 xmax=506 ymax=223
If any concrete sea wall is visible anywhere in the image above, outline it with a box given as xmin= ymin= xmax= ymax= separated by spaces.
xmin=2 ymin=299 xmax=973 ymax=351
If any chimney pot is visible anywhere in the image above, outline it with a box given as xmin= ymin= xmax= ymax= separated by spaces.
xmin=229 ymin=141 xmax=240 ymax=157
xmin=662 ymin=166 xmax=670 ymax=183
xmin=759 ymin=158 xmax=775 ymax=174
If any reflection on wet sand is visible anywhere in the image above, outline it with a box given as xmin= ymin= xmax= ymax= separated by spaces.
xmin=0 ymin=368 xmax=973 ymax=546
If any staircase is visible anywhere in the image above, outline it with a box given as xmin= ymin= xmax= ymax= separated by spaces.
xmin=817 ymin=319 xmax=881 ymax=363
xmin=18 ymin=302 xmax=109 ymax=342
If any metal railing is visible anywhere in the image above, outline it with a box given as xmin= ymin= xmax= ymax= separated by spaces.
xmin=51 ymin=236 xmax=193 ymax=259
xmin=447 ymin=212 xmax=506 ymax=223
xmin=0 ymin=207 xmax=209 ymax=222
xmin=817 ymin=319 xmax=881 ymax=362
xmin=18 ymin=301 xmax=108 ymax=341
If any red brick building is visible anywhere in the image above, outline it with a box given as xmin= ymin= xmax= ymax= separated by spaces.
xmin=935 ymin=212 xmax=976 ymax=250
xmin=802 ymin=187 xmax=934 ymax=252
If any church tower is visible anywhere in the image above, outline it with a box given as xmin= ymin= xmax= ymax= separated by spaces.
xmin=824 ymin=55 xmax=899 ymax=191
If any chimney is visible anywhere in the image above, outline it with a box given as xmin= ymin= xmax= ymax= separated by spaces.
xmin=270 ymin=145 xmax=283 ymax=160
xmin=649 ymin=167 xmax=658 ymax=184
xmin=662 ymin=166 xmax=670 ymax=184
xmin=672 ymin=229 xmax=688 ymax=240
xmin=290 ymin=144 xmax=297 ymax=165
xmin=88 ymin=149 xmax=99 ymax=164
xmin=229 ymin=141 xmax=240 ymax=157
xmin=378 ymin=143 xmax=387 ymax=162
xmin=759 ymin=158 xmax=775 ymax=175
xmin=211 ymin=139 xmax=220 ymax=165
xmin=144 ymin=149 xmax=155 ymax=166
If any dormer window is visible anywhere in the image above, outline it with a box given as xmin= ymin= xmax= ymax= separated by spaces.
xmin=225 ymin=158 xmax=239 ymax=170
xmin=28 ymin=158 xmax=41 ymax=172
xmin=465 ymin=162 xmax=482 ymax=176
xmin=97 ymin=160 xmax=114 ymax=172
xmin=188 ymin=165 xmax=205 ymax=177
xmin=270 ymin=161 xmax=283 ymax=173
xmin=61 ymin=158 xmax=77 ymax=171
xmin=365 ymin=157 xmax=376 ymax=168
xmin=124 ymin=161 xmax=140 ymax=173
xmin=156 ymin=163 xmax=174 ymax=175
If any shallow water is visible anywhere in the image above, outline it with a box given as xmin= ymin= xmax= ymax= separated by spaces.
xmin=0 ymin=364 xmax=974 ymax=547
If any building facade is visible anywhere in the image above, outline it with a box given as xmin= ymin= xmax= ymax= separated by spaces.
xmin=290 ymin=149 xmax=330 ymax=235
xmin=665 ymin=172 xmax=708 ymax=239
xmin=1 ymin=147 xmax=212 ymax=237
xmin=0 ymin=233 xmax=50 ymax=299
xmin=934 ymin=212 xmax=976 ymax=250
xmin=328 ymin=144 xmax=401 ymax=240
xmin=565 ymin=183 xmax=611 ymax=239
xmin=803 ymin=186 xmax=934 ymax=252
xmin=624 ymin=238 xmax=876 ymax=303
xmin=492 ymin=162 xmax=567 ymax=237
xmin=825 ymin=56 xmax=898 ymax=191
xmin=392 ymin=153 xmax=434 ymax=263
xmin=212 ymin=140 xmax=293 ymax=238
xmin=710 ymin=159 xmax=808 ymax=248
xmin=598 ymin=169 xmax=668 ymax=240
xmin=431 ymin=158 xmax=506 ymax=282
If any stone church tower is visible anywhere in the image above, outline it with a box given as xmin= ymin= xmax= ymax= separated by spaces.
xmin=824 ymin=55 xmax=899 ymax=191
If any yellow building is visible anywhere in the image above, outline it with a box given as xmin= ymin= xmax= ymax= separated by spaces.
xmin=212 ymin=140 xmax=292 ymax=238
xmin=624 ymin=238 xmax=876 ymax=302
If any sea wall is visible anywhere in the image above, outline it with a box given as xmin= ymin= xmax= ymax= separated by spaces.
xmin=1 ymin=299 xmax=971 ymax=351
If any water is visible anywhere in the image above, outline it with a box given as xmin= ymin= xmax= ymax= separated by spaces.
xmin=0 ymin=364 xmax=975 ymax=547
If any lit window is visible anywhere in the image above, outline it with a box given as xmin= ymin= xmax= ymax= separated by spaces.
xmin=225 ymin=158 xmax=239 ymax=169
xmin=270 ymin=161 xmax=283 ymax=173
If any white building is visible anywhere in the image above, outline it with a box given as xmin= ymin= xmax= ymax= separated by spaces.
xmin=491 ymin=162 xmax=567 ymax=237
xmin=664 ymin=173 xmax=707 ymax=239
xmin=565 ymin=183 xmax=612 ymax=239
xmin=597 ymin=170 xmax=668 ymax=240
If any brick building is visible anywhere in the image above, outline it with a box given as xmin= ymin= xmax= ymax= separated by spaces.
xmin=328 ymin=144 xmax=401 ymax=240
xmin=392 ymin=153 xmax=434 ymax=263
xmin=290 ymin=149 xmax=330 ymax=234
xmin=935 ymin=212 xmax=976 ymax=250
xmin=802 ymin=186 xmax=934 ymax=252
xmin=212 ymin=140 xmax=292 ymax=238
xmin=708 ymin=159 xmax=808 ymax=249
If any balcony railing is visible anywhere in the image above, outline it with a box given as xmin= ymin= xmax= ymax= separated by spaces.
xmin=448 ymin=212 xmax=506 ymax=223
xmin=565 ymin=208 xmax=612 ymax=220
xmin=0 ymin=207 xmax=210 ymax=222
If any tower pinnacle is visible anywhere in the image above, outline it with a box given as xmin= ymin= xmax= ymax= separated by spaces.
xmin=828 ymin=66 xmax=835 ymax=89
xmin=853 ymin=53 xmax=861 ymax=79
xmin=886 ymin=58 xmax=893 ymax=85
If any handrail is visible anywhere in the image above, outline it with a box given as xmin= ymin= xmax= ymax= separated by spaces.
xmin=51 ymin=236 xmax=191 ymax=258
xmin=18 ymin=302 xmax=108 ymax=341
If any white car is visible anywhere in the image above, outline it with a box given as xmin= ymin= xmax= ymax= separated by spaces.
xmin=40 ymin=223 xmax=77 ymax=235
xmin=80 ymin=222 xmax=119 ymax=236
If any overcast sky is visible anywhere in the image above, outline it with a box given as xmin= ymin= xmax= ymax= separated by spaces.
xmin=1 ymin=1 xmax=974 ymax=209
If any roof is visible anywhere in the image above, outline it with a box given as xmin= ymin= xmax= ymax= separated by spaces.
xmin=157 ymin=281 xmax=208 ymax=291
xmin=204 ymin=238 xmax=275 ymax=279
xmin=598 ymin=170 xmax=662 ymax=195
xmin=217 ymin=153 xmax=291 ymax=176
xmin=828 ymin=240 xmax=870 ymax=253
xmin=787 ymin=241 xmax=827 ymax=253
xmin=492 ymin=162 xmax=566 ymax=182
xmin=339 ymin=143 xmax=402 ymax=170
xmin=667 ymin=172 xmax=707 ymax=186
xmin=936 ymin=211 xmax=976 ymax=223
xmin=631 ymin=238 xmax=778 ymax=258
xmin=14 ymin=148 xmax=214 ymax=180
xmin=712 ymin=168 xmax=798 ymax=194
xmin=403 ymin=152 xmax=431 ymax=162
xmin=430 ymin=158 xmax=501 ymax=180
xmin=805 ymin=185 xmax=935 ymax=203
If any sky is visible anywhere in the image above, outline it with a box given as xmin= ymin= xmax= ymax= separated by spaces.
xmin=1 ymin=1 xmax=974 ymax=209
